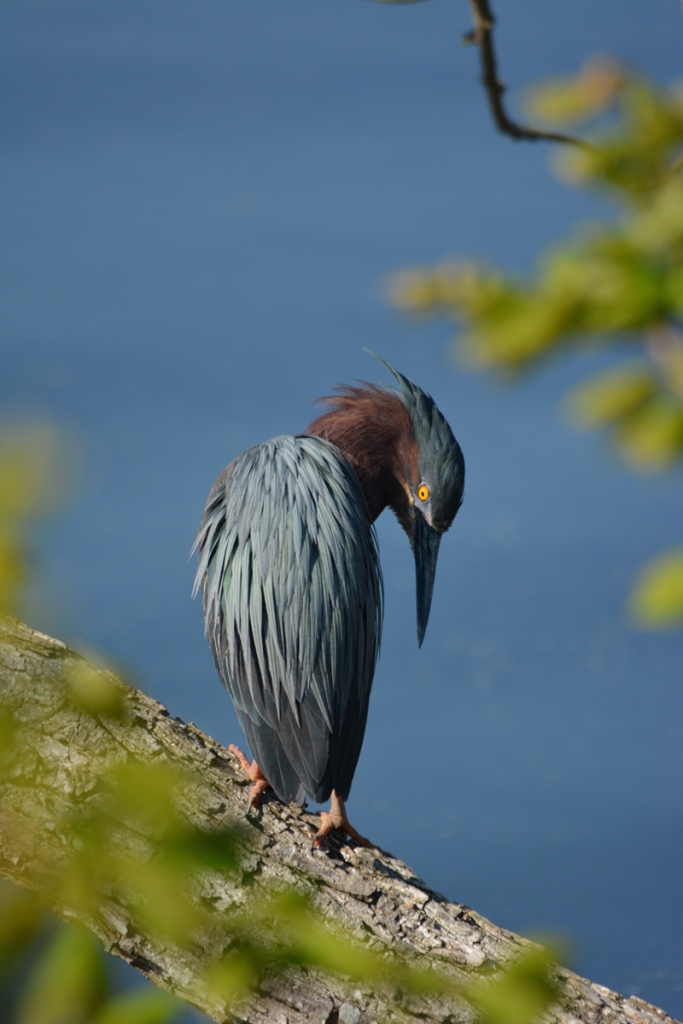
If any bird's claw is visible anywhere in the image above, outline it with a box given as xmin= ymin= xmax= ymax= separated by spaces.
xmin=312 ymin=791 xmax=376 ymax=850
xmin=228 ymin=744 xmax=270 ymax=808
xmin=313 ymin=813 xmax=373 ymax=850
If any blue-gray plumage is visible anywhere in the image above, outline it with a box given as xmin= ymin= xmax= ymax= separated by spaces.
xmin=193 ymin=355 xmax=464 ymax=845
xmin=193 ymin=435 xmax=382 ymax=806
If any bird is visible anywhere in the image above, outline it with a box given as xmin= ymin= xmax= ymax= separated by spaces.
xmin=192 ymin=354 xmax=464 ymax=847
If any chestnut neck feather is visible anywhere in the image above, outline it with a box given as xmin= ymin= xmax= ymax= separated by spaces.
xmin=305 ymin=385 xmax=418 ymax=530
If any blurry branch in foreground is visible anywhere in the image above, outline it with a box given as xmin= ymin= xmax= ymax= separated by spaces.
xmin=2 ymin=618 xmax=674 ymax=1024
xmin=390 ymin=59 xmax=683 ymax=628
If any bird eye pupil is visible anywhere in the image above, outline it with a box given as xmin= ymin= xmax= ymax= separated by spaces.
xmin=418 ymin=484 xmax=429 ymax=501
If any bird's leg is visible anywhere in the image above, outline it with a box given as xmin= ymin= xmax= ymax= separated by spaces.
xmin=314 ymin=790 xmax=374 ymax=849
xmin=228 ymin=744 xmax=270 ymax=808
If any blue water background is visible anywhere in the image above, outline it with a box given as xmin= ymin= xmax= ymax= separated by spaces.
xmin=1 ymin=0 xmax=682 ymax=1015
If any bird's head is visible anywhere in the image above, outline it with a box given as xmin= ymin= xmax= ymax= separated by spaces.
xmin=370 ymin=353 xmax=465 ymax=647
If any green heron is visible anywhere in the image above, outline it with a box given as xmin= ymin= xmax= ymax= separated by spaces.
xmin=192 ymin=355 xmax=464 ymax=846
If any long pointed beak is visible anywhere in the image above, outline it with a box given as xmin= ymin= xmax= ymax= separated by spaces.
xmin=413 ymin=514 xmax=441 ymax=648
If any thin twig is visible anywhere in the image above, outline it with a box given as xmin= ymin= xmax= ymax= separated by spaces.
xmin=466 ymin=0 xmax=585 ymax=146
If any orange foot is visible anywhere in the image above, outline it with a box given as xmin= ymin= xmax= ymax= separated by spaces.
xmin=314 ymin=790 xmax=377 ymax=850
xmin=228 ymin=744 xmax=270 ymax=808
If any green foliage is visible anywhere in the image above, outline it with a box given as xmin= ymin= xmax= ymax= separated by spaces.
xmin=0 ymin=883 xmax=51 ymax=967
xmin=0 ymin=707 xmax=16 ymax=764
xmin=567 ymin=364 xmax=657 ymax=429
xmin=629 ymin=548 xmax=683 ymax=628
xmin=58 ymin=757 xmax=243 ymax=949
xmin=0 ymin=699 xmax=565 ymax=1023
xmin=17 ymin=926 xmax=107 ymax=1024
xmin=390 ymin=58 xmax=683 ymax=626
xmin=464 ymin=947 xmax=561 ymax=1024
xmin=0 ymin=881 xmax=182 ymax=1024
xmin=566 ymin=362 xmax=683 ymax=470
xmin=524 ymin=58 xmax=624 ymax=127
xmin=90 ymin=989 xmax=180 ymax=1024
xmin=0 ymin=430 xmax=183 ymax=1024
xmin=65 ymin=662 xmax=128 ymax=720
xmin=0 ymin=422 xmax=76 ymax=617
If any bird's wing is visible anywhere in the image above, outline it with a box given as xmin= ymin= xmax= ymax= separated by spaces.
xmin=192 ymin=434 xmax=383 ymax=804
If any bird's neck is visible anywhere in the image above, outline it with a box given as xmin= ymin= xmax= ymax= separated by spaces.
xmin=305 ymin=385 xmax=418 ymax=529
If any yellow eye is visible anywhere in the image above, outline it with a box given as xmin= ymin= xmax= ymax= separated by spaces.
xmin=417 ymin=483 xmax=429 ymax=502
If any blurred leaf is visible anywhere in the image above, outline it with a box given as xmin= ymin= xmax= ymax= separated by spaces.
xmin=554 ymin=78 xmax=683 ymax=193
xmin=17 ymin=925 xmax=106 ymax=1024
xmin=525 ymin=57 xmax=624 ymax=126
xmin=91 ymin=987 xmax=181 ymax=1024
xmin=464 ymin=947 xmax=561 ymax=1024
xmin=0 ymin=882 xmax=52 ymax=966
xmin=57 ymin=756 xmax=244 ymax=949
xmin=615 ymin=395 xmax=683 ymax=470
xmin=65 ymin=661 xmax=127 ymax=720
xmin=266 ymin=890 xmax=387 ymax=980
xmin=203 ymin=886 xmax=452 ymax=1011
xmin=203 ymin=954 xmax=260 ymax=1009
xmin=0 ymin=424 xmax=71 ymax=521
xmin=98 ymin=760 xmax=196 ymax=843
xmin=567 ymin=366 xmax=657 ymax=428
xmin=627 ymin=178 xmax=683 ymax=256
xmin=115 ymin=858 xmax=207 ymax=943
xmin=0 ymin=706 xmax=17 ymax=762
xmin=390 ymin=262 xmax=488 ymax=316
xmin=630 ymin=548 xmax=683 ymax=628
xmin=0 ymin=421 xmax=79 ymax=616
xmin=647 ymin=325 xmax=683 ymax=401
xmin=0 ymin=524 xmax=27 ymax=615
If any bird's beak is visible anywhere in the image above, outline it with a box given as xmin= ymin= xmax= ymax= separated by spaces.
xmin=413 ymin=513 xmax=441 ymax=648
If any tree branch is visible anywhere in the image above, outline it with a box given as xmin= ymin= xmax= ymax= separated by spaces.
xmin=0 ymin=616 xmax=678 ymax=1024
xmin=465 ymin=0 xmax=584 ymax=146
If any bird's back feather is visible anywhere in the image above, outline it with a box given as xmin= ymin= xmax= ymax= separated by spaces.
xmin=192 ymin=435 xmax=383 ymax=804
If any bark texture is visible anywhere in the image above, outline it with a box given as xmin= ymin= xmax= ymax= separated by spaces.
xmin=0 ymin=616 xmax=678 ymax=1024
